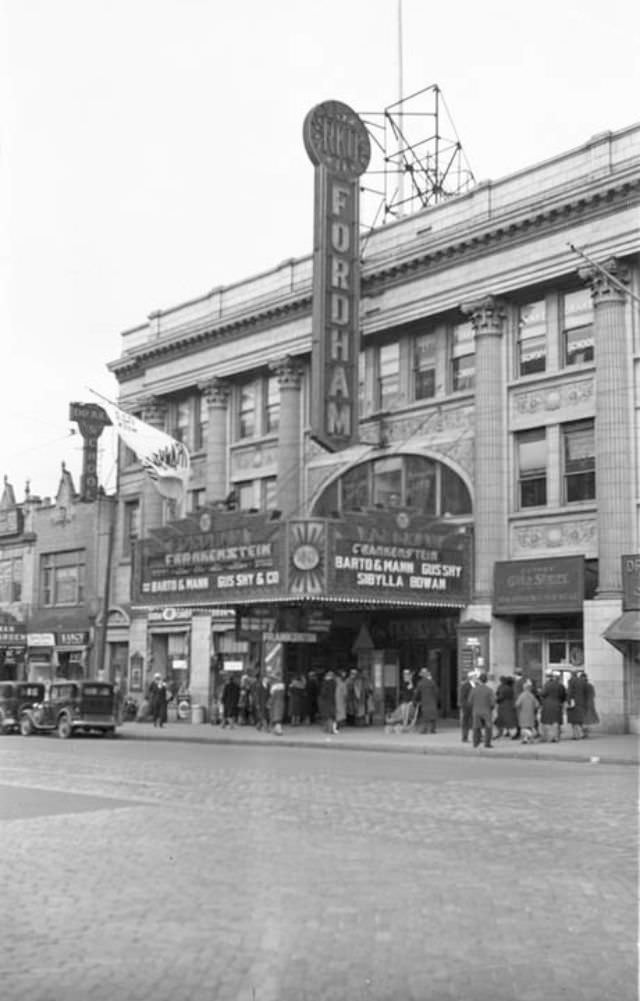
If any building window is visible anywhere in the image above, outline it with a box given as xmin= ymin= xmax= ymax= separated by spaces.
xmin=0 ymin=556 xmax=22 ymax=602
xmin=405 ymin=454 xmax=437 ymax=515
xmin=313 ymin=456 xmax=472 ymax=519
xmin=195 ymin=394 xmax=207 ymax=452
xmin=372 ymin=456 xmax=403 ymax=508
xmin=236 ymin=481 xmax=257 ymax=511
xmin=451 ymin=321 xmax=475 ymax=391
xmin=238 ymin=383 xmax=256 ymax=439
xmin=187 ymin=489 xmax=206 ymax=513
xmin=518 ymin=300 xmax=546 ymax=376
xmin=414 ymin=332 xmax=437 ymax=400
xmin=262 ymin=477 xmax=277 ymax=511
xmin=265 ymin=377 xmax=280 ymax=434
xmin=563 ymin=289 xmax=594 ymax=366
xmin=378 ymin=342 xmax=400 ymax=411
xmin=41 ymin=551 xmax=85 ymax=606
xmin=123 ymin=500 xmax=139 ymax=558
xmin=563 ymin=420 xmax=595 ymax=503
xmin=517 ymin=428 xmax=547 ymax=508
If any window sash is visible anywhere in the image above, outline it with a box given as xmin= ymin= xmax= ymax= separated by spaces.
xmin=452 ymin=355 xmax=475 ymax=391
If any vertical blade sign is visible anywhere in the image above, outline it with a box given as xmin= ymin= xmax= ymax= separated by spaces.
xmin=303 ymin=101 xmax=371 ymax=451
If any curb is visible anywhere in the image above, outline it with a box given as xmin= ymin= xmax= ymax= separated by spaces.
xmin=119 ymin=727 xmax=637 ymax=767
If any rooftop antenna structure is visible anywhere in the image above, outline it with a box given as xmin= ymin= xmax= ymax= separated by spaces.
xmin=358 ymin=83 xmax=476 ymax=239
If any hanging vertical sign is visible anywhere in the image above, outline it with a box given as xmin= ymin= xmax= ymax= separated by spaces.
xmin=304 ymin=100 xmax=371 ymax=452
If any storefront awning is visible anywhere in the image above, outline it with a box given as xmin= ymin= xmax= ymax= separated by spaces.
xmin=602 ymin=611 xmax=640 ymax=652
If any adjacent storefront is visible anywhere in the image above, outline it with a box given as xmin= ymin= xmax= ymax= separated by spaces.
xmin=493 ymin=556 xmax=592 ymax=688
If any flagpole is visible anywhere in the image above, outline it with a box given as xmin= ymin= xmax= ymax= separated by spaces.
xmin=567 ymin=243 xmax=640 ymax=305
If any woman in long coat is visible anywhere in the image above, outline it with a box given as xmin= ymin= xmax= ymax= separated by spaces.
xmin=540 ymin=672 xmax=566 ymax=742
xmin=269 ymin=678 xmax=285 ymax=735
xmin=415 ymin=668 xmax=439 ymax=734
xmin=495 ymin=676 xmax=518 ymax=738
xmin=582 ymin=673 xmax=599 ymax=735
xmin=149 ymin=675 xmax=170 ymax=728
xmin=335 ymin=672 xmax=347 ymax=730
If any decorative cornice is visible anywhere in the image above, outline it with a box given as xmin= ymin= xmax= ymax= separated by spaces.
xmin=109 ymin=172 xmax=640 ymax=382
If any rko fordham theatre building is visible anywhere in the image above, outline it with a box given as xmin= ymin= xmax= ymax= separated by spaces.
xmin=106 ymin=105 xmax=640 ymax=733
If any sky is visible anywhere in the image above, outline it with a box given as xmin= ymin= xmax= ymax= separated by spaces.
xmin=1 ymin=0 xmax=639 ymax=500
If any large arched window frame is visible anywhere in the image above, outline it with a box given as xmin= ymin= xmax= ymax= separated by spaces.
xmin=311 ymin=453 xmax=472 ymax=521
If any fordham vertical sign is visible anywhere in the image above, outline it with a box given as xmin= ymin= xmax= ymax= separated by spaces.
xmin=303 ymin=100 xmax=371 ymax=451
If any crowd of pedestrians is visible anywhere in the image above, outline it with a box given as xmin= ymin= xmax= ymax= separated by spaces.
xmin=459 ymin=667 xmax=599 ymax=749
xmin=217 ymin=667 xmax=375 ymax=736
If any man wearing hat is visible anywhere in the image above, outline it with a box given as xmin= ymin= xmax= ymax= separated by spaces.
xmin=149 ymin=672 xmax=170 ymax=728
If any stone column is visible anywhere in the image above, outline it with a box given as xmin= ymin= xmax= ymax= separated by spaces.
xmin=579 ymin=258 xmax=632 ymax=598
xmin=272 ymin=356 xmax=303 ymax=518
xmin=461 ymin=297 xmax=508 ymax=602
xmin=139 ymin=397 xmax=167 ymax=537
xmin=199 ymin=377 xmax=230 ymax=504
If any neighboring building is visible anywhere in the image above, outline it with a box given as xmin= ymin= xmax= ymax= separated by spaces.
xmin=108 ymin=122 xmax=640 ymax=732
xmin=0 ymin=467 xmax=117 ymax=684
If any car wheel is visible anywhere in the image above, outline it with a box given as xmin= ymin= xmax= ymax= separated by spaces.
xmin=57 ymin=715 xmax=73 ymax=739
xmin=20 ymin=715 xmax=33 ymax=736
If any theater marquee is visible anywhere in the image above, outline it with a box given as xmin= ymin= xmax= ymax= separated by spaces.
xmin=304 ymin=100 xmax=371 ymax=452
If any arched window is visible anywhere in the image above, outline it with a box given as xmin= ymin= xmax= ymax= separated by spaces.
xmin=312 ymin=455 xmax=472 ymax=519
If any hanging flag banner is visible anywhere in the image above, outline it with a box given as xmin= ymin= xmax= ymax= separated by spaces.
xmin=96 ymin=395 xmax=190 ymax=502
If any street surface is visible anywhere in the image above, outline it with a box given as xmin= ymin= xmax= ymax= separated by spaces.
xmin=0 ymin=735 xmax=637 ymax=1001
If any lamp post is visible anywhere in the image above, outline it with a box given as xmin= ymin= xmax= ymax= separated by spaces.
xmin=87 ymin=597 xmax=100 ymax=680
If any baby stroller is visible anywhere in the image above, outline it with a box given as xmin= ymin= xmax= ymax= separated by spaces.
xmin=385 ymin=701 xmax=419 ymax=734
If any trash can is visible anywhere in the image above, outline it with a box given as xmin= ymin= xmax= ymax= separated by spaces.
xmin=191 ymin=703 xmax=206 ymax=724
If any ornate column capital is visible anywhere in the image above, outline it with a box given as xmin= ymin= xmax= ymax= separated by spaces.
xmin=199 ymin=377 xmax=230 ymax=408
xmin=578 ymin=257 xmax=629 ymax=306
xmin=138 ymin=396 xmax=167 ymax=428
xmin=270 ymin=354 xmax=304 ymax=389
xmin=460 ymin=296 xmax=506 ymax=336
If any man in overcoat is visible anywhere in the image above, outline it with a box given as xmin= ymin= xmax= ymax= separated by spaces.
xmin=469 ymin=672 xmax=495 ymax=748
xmin=415 ymin=668 xmax=439 ymax=734
xmin=458 ymin=671 xmax=475 ymax=742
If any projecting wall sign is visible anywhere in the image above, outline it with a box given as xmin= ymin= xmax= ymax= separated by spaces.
xmin=304 ymin=100 xmax=371 ymax=452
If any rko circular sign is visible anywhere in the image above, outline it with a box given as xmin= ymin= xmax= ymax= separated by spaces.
xmin=303 ymin=100 xmax=371 ymax=179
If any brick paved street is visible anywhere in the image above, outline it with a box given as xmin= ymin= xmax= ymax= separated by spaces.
xmin=0 ymin=736 xmax=637 ymax=1001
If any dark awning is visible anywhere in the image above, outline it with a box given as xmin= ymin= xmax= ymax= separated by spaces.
xmin=602 ymin=611 xmax=640 ymax=652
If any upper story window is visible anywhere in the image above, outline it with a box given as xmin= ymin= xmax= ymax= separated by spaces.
xmin=195 ymin=393 xmax=207 ymax=452
xmin=518 ymin=300 xmax=546 ymax=376
xmin=562 ymin=289 xmax=594 ymax=367
xmin=123 ymin=500 xmax=139 ymax=558
xmin=517 ymin=428 xmax=547 ymax=508
xmin=563 ymin=420 xmax=595 ymax=503
xmin=238 ymin=382 xmax=257 ymax=439
xmin=413 ymin=332 xmax=437 ymax=400
xmin=378 ymin=342 xmax=400 ymax=411
xmin=451 ymin=321 xmax=475 ymax=392
xmin=41 ymin=550 xmax=85 ymax=607
xmin=265 ymin=376 xmax=280 ymax=434
xmin=186 ymin=489 xmax=206 ymax=514
xmin=0 ymin=556 xmax=22 ymax=603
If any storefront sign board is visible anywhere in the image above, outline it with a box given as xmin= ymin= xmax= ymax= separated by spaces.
xmin=622 ymin=554 xmax=640 ymax=611
xmin=493 ymin=556 xmax=585 ymax=614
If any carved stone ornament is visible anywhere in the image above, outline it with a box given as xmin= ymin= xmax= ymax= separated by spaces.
xmin=270 ymin=355 xmax=303 ymax=390
xmin=461 ymin=296 xmax=506 ymax=336
xmin=512 ymin=378 xmax=594 ymax=417
xmin=511 ymin=517 xmax=597 ymax=556
xmin=199 ymin=377 xmax=230 ymax=408
xmin=578 ymin=257 xmax=629 ymax=306
xmin=138 ymin=396 xmax=167 ymax=427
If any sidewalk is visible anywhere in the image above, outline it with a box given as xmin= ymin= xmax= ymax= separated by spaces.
xmin=120 ymin=718 xmax=639 ymax=766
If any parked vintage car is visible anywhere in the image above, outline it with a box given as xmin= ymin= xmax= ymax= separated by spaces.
xmin=0 ymin=682 xmax=46 ymax=734
xmin=19 ymin=680 xmax=119 ymax=738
